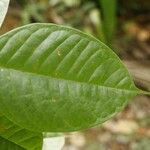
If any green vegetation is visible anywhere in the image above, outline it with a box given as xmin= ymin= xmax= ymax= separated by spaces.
xmin=0 ymin=1 xmax=149 ymax=149
xmin=0 ymin=23 xmax=140 ymax=149
xmin=98 ymin=0 xmax=117 ymax=44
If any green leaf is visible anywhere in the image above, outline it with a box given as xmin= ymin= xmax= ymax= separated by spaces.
xmin=0 ymin=113 xmax=43 ymax=150
xmin=0 ymin=136 xmax=24 ymax=150
xmin=0 ymin=0 xmax=10 ymax=27
xmin=0 ymin=23 xmax=139 ymax=133
xmin=99 ymin=0 xmax=117 ymax=44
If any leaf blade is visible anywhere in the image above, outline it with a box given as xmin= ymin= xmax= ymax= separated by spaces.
xmin=0 ymin=136 xmax=24 ymax=150
xmin=0 ymin=113 xmax=43 ymax=150
xmin=0 ymin=23 xmax=139 ymax=132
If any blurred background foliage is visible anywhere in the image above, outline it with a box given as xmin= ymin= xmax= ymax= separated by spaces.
xmin=1 ymin=0 xmax=150 ymax=149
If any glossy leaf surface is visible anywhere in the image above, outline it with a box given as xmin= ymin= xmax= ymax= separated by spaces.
xmin=0 ymin=23 xmax=139 ymax=133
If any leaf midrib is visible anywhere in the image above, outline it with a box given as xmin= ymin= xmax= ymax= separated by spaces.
xmin=0 ymin=66 xmax=139 ymax=94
